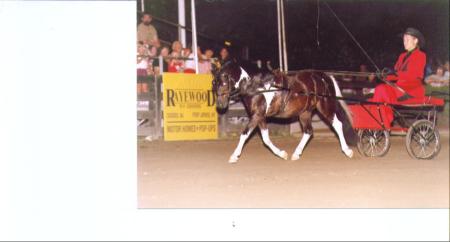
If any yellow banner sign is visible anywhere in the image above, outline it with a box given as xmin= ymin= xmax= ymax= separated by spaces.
xmin=162 ymin=73 xmax=218 ymax=141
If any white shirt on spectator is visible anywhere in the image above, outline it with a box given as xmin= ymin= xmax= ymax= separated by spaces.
xmin=137 ymin=58 xmax=148 ymax=69
xmin=184 ymin=53 xmax=196 ymax=70
xmin=199 ymin=55 xmax=212 ymax=74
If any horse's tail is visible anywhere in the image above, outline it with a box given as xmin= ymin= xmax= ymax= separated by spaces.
xmin=329 ymin=75 xmax=357 ymax=146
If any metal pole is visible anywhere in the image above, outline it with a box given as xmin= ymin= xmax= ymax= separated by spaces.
xmin=141 ymin=0 xmax=144 ymax=12
xmin=281 ymin=0 xmax=288 ymax=72
xmin=178 ymin=0 xmax=187 ymax=47
xmin=191 ymin=0 xmax=199 ymax=74
xmin=277 ymin=0 xmax=283 ymax=71
xmin=158 ymin=55 xmax=163 ymax=73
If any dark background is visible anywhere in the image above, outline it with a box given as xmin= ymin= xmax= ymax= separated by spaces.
xmin=141 ymin=0 xmax=449 ymax=71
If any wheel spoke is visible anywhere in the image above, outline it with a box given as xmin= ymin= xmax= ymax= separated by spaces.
xmin=425 ymin=131 xmax=436 ymax=143
xmin=413 ymin=126 xmax=427 ymax=140
xmin=374 ymin=143 xmax=382 ymax=154
xmin=412 ymin=133 xmax=421 ymax=144
xmin=375 ymin=131 xmax=383 ymax=142
xmin=358 ymin=129 xmax=390 ymax=157
xmin=372 ymin=131 xmax=386 ymax=156
xmin=369 ymin=143 xmax=375 ymax=156
xmin=419 ymin=146 xmax=425 ymax=157
xmin=412 ymin=142 xmax=423 ymax=157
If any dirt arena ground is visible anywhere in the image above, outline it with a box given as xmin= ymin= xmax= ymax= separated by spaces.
xmin=138 ymin=131 xmax=449 ymax=208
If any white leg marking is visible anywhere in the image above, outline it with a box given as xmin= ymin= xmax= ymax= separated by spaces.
xmin=291 ymin=133 xmax=311 ymax=160
xmin=329 ymin=75 xmax=343 ymax=97
xmin=330 ymin=75 xmax=353 ymax=124
xmin=332 ymin=114 xmax=354 ymax=158
xmin=261 ymin=129 xmax=288 ymax=160
xmin=229 ymin=128 xmax=254 ymax=163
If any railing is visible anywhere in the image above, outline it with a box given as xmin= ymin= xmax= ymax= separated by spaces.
xmin=138 ymin=54 xmax=218 ymax=75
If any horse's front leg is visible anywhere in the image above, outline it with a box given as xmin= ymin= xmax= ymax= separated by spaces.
xmin=229 ymin=112 xmax=266 ymax=163
xmin=259 ymin=122 xmax=288 ymax=160
xmin=228 ymin=125 xmax=254 ymax=163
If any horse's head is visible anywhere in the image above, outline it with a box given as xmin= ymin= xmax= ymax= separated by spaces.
xmin=212 ymin=59 xmax=249 ymax=111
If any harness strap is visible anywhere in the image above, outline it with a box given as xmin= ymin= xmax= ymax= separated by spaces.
xmin=279 ymin=89 xmax=291 ymax=114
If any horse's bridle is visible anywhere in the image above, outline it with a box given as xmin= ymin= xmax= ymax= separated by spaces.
xmin=214 ymin=61 xmax=241 ymax=101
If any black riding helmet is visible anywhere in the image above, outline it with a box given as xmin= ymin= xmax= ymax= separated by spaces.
xmin=402 ymin=27 xmax=425 ymax=48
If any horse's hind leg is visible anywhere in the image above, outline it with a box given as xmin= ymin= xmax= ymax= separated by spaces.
xmin=331 ymin=114 xmax=354 ymax=158
xmin=291 ymin=111 xmax=313 ymax=160
xmin=259 ymin=122 xmax=288 ymax=160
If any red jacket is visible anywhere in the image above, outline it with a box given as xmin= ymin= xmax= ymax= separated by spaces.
xmin=386 ymin=48 xmax=426 ymax=97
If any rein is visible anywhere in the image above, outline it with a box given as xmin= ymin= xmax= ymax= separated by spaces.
xmin=236 ymin=84 xmax=394 ymax=106
xmin=322 ymin=1 xmax=413 ymax=101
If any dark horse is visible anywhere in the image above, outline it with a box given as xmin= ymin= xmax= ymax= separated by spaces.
xmin=212 ymin=60 xmax=356 ymax=163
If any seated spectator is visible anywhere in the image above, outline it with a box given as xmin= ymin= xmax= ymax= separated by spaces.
xmin=199 ymin=48 xmax=214 ymax=74
xmin=425 ymin=66 xmax=449 ymax=87
xmin=424 ymin=58 xmax=434 ymax=78
xmin=183 ymin=47 xmax=196 ymax=73
xmin=137 ymin=13 xmax=160 ymax=48
xmin=168 ymin=40 xmax=184 ymax=72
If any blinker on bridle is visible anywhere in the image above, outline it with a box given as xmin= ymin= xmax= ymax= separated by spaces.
xmin=214 ymin=61 xmax=241 ymax=101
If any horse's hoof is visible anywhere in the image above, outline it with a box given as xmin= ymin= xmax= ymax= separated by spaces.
xmin=279 ymin=150 xmax=288 ymax=160
xmin=344 ymin=149 xmax=354 ymax=158
xmin=291 ymin=154 xmax=300 ymax=161
xmin=229 ymin=156 xmax=239 ymax=163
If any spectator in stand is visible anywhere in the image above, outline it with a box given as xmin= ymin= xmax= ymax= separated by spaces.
xmin=363 ymin=72 xmax=377 ymax=96
xmin=424 ymin=57 xmax=434 ymax=78
xmin=219 ymin=47 xmax=231 ymax=65
xmin=368 ymin=72 xmax=376 ymax=82
xmin=356 ymin=64 xmax=369 ymax=82
xmin=168 ymin=40 xmax=184 ymax=72
xmin=197 ymin=47 xmax=206 ymax=74
xmin=137 ymin=13 xmax=160 ymax=48
xmin=153 ymin=46 xmax=170 ymax=75
xmin=137 ymin=43 xmax=149 ymax=94
xmin=183 ymin=47 xmax=196 ymax=73
xmin=199 ymin=48 xmax=214 ymax=74
xmin=444 ymin=60 xmax=449 ymax=79
xmin=146 ymin=45 xmax=158 ymax=76
xmin=424 ymin=65 xmax=449 ymax=87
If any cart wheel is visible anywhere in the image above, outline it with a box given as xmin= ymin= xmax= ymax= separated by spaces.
xmin=406 ymin=120 xmax=440 ymax=159
xmin=357 ymin=129 xmax=391 ymax=157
